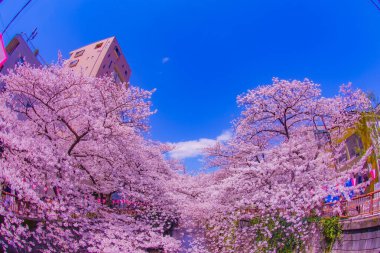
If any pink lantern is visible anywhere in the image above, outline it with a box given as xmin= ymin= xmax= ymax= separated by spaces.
xmin=370 ymin=169 xmax=376 ymax=180
xmin=351 ymin=178 xmax=357 ymax=186
xmin=0 ymin=34 xmax=7 ymax=68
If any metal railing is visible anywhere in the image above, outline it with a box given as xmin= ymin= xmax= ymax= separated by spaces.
xmin=323 ymin=189 xmax=380 ymax=218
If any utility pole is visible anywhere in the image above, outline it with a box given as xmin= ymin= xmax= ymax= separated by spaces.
xmin=21 ymin=29 xmax=47 ymax=65
xmin=2 ymin=0 xmax=33 ymax=34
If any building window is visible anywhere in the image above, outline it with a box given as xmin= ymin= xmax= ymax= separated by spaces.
xmin=103 ymin=64 xmax=105 ymax=69
xmin=74 ymin=50 xmax=85 ymax=58
xmin=69 ymin=59 xmax=79 ymax=68
xmin=124 ymin=70 xmax=128 ymax=76
xmin=337 ymin=149 xmax=349 ymax=164
xmin=346 ymin=134 xmax=363 ymax=159
xmin=95 ymin=43 xmax=103 ymax=49
xmin=108 ymin=54 xmax=110 ymax=58
xmin=114 ymin=46 xmax=121 ymax=58
xmin=108 ymin=61 xmax=113 ymax=69
xmin=336 ymin=133 xmax=364 ymax=165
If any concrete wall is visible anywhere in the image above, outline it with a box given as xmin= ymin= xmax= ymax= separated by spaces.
xmin=311 ymin=215 xmax=380 ymax=253
xmin=331 ymin=226 xmax=380 ymax=253
xmin=308 ymin=215 xmax=380 ymax=253
xmin=331 ymin=216 xmax=380 ymax=253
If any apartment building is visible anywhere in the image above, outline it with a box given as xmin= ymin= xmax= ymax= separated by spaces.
xmin=0 ymin=34 xmax=41 ymax=74
xmin=67 ymin=36 xmax=131 ymax=85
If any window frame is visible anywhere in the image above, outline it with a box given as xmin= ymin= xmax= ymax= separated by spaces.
xmin=69 ymin=59 xmax=79 ymax=68
xmin=74 ymin=50 xmax=85 ymax=58
xmin=114 ymin=46 xmax=121 ymax=58
xmin=95 ymin=43 xmax=103 ymax=49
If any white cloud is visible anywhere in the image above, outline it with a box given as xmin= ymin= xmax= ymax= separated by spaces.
xmin=168 ymin=130 xmax=232 ymax=160
xmin=162 ymin=57 xmax=170 ymax=64
xmin=216 ymin=130 xmax=232 ymax=141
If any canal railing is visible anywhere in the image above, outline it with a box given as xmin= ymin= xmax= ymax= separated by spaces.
xmin=323 ymin=189 xmax=380 ymax=218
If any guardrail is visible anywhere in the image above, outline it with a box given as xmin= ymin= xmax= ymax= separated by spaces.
xmin=323 ymin=189 xmax=380 ymax=218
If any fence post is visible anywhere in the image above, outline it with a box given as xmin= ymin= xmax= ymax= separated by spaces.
xmin=371 ymin=193 xmax=374 ymax=215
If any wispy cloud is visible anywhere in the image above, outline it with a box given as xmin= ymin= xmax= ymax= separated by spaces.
xmin=168 ymin=130 xmax=232 ymax=160
xmin=216 ymin=130 xmax=232 ymax=141
xmin=162 ymin=57 xmax=170 ymax=64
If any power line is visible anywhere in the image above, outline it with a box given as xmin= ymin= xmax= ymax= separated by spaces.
xmin=370 ymin=0 xmax=380 ymax=11
xmin=2 ymin=0 xmax=32 ymax=34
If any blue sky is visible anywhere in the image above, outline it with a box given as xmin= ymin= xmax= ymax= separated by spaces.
xmin=1 ymin=0 xmax=380 ymax=172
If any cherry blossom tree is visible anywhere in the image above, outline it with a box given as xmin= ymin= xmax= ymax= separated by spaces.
xmin=0 ymin=64 xmax=181 ymax=252
xmin=207 ymin=78 xmax=371 ymax=169
xmin=185 ymin=78 xmax=374 ymax=252
xmin=0 ymin=64 xmax=375 ymax=253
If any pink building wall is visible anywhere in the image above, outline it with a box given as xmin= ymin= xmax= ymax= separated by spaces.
xmin=67 ymin=37 xmax=131 ymax=84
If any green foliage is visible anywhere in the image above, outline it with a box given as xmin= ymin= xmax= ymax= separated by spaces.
xmin=251 ymin=216 xmax=304 ymax=253
xmin=319 ymin=217 xmax=342 ymax=253
xmin=250 ymin=217 xmax=261 ymax=225
xmin=308 ymin=216 xmax=342 ymax=253
xmin=210 ymin=215 xmax=342 ymax=252
xmin=305 ymin=215 xmax=320 ymax=223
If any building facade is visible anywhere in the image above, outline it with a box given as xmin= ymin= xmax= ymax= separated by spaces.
xmin=0 ymin=34 xmax=41 ymax=74
xmin=67 ymin=36 xmax=131 ymax=85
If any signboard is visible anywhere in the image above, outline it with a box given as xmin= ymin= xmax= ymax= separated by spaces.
xmin=0 ymin=33 xmax=7 ymax=68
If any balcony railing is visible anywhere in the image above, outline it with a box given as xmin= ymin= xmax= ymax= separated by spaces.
xmin=323 ymin=189 xmax=380 ymax=218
